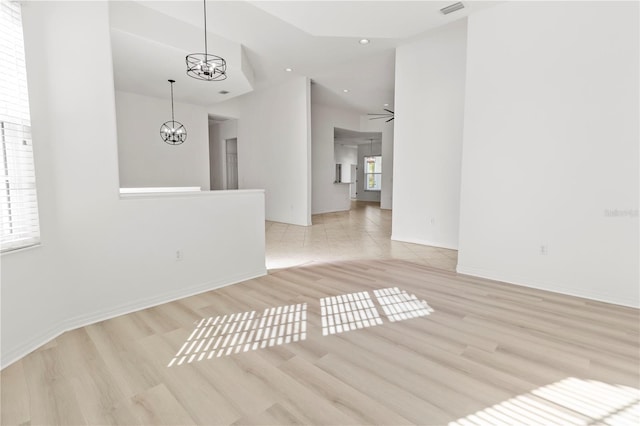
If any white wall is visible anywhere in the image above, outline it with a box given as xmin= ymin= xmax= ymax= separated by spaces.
xmin=311 ymin=103 xmax=361 ymax=214
xmin=457 ymin=2 xmax=639 ymax=307
xmin=1 ymin=1 xmax=266 ymax=368
xmin=236 ymin=77 xmax=312 ymax=226
xmin=209 ymin=121 xmax=223 ymax=190
xmin=116 ymin=90 xmax=210 ymax=190
xmin=392 ymin=20 xmax=467 ymax=249
xmin=207 ymin=97 xmax=241 ymax=119
xmin=361 ymin=116 xmax=394 ymax=209
xmin=334 ymin=144 xmax=357 ymax=183
xmin=209 ymin=119 xmax=238 ymax=190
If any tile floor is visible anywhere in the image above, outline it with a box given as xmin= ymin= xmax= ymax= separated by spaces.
xmin=265 ymin=201 xmax=458 ymax=271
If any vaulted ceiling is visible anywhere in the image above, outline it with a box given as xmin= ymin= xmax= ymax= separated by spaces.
xmin=110 ymin=1 xmax=497 ymax=113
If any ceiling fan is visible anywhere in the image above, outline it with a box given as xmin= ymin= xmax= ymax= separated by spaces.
xmin=368 ymin=108 xmax=394 ymax=122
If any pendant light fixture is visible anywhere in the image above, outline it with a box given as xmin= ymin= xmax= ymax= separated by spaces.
xmin=186 ymin=0 xmax=227 ymax=81
xmin=160 ymin=79 xmax=187 ymax=145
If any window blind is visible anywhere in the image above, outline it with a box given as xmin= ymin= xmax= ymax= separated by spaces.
xmin=0 ymin=0 xmax=40 ymax=253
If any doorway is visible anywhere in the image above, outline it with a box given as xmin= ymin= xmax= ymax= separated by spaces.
xmin=226 ymin=138 xmax=238 ymax=190
xmin=334 ymin=128 xmax=382 ymax=206
xmin=208 ymin=115 xmax=238 ymax=190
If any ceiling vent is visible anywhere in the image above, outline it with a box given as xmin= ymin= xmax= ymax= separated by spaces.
xmin=218 ymin=90 xmax=229 ymax=95
xmin=440 ymin=2 xmax=465 ymax=15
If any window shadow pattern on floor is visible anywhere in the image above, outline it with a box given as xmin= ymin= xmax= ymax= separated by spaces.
xmin=168 ymin=303 xmax=307 ymax=367
xmin=374 ymin=287 xmax=434 ymax=322
xmin=320 ymin=291 xmax=383 ymax=336
xmin=168 ymin=287 xmax=433 ymax=367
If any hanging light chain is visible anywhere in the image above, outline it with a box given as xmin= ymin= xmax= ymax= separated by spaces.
xmin=185 ymin=0 xmax=227 ymax=81
xmin=203 ymin=0 xmax=208 ymax=57
xmin=170 ymin=80 xmax=175 ymax=123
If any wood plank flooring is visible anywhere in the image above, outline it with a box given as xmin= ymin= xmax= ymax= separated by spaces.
xmin=2 ymin=257 xmax=639 ymax=425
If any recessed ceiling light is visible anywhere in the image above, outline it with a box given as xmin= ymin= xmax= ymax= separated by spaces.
xmin=343 ymin=89 xmax=349 ymax=93
xmin=359 ymin=38 xmax=370 ymax=45
xmin=383 ymin=103 xmax=389 ymax=107
xmin=285 ymin=67 xmax=293 ymax=72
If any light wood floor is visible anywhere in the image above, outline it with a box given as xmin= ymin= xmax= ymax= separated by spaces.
xmin=2 ymin=207 xmax=639 ymax=425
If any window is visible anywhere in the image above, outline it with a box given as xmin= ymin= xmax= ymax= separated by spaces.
xmin=1 ymin=1 xmax=40 ymax=253
xmin=364 ymin=155 xmax=382 ymax=191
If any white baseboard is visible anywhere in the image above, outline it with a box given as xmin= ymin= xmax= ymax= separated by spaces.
xmin=0 ymin=268 xmax=267 ymax=369
xmin=311 ymin=206 xmax=350 ymax=215
xmin=266 ymin=217 xmax=311 ymax=227
xmin=391 ymin=234 xmax=458 ymax=251
xmin=0 ymin=323 xmax=67 ymax=372
xmin=456 ymin=264 xmax=639 ymax=309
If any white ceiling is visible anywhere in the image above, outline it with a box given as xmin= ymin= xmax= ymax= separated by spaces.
xmin=311 ymin=49 xmax=396 ymax=114
xmin=334 ymin=127 xmax=382 ymax=145
xmin=110 ymin=1 xmax=496 ymax=113
xmin=250 ymin=1 xmax=491 ymax=39
xmin=109 ymin=1 xmax=255 ymax=105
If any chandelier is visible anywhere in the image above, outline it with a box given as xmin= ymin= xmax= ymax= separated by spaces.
xmin=160 ymin=80 xmax=187 ymax=145
xmin=186 ymin=0 xmax=227 ymax=81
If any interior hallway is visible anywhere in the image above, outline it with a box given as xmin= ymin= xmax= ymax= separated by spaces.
xmin=266 ymin=201 xmax=458 ymax=271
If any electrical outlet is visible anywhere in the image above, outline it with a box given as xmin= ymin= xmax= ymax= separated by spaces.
xmin=176 ymin=250 xmax=183 ymax=261
xmin=540 ymin=245 xmax=548 ymax=256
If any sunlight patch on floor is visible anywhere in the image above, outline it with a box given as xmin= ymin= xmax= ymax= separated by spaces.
xmin=374 ymin=287 xmax=434 ymax=322
xmin=449 ymin=377 xmax=640 ymax=426
xmin=168 ymin=286 xmax=434 ymax=367
xmin=320 ymin=291 xmax=383 ymax=336
xmin=167 ymin=303 xmax=307 ymax=367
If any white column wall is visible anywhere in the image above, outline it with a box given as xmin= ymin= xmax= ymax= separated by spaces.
xmin=237 ymin=77 xmax=312 ymax=226
xmin=457 ymin=2 xmax=639 ymax=307
xmin=392 ymin=20 xmax=468 ymax=249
